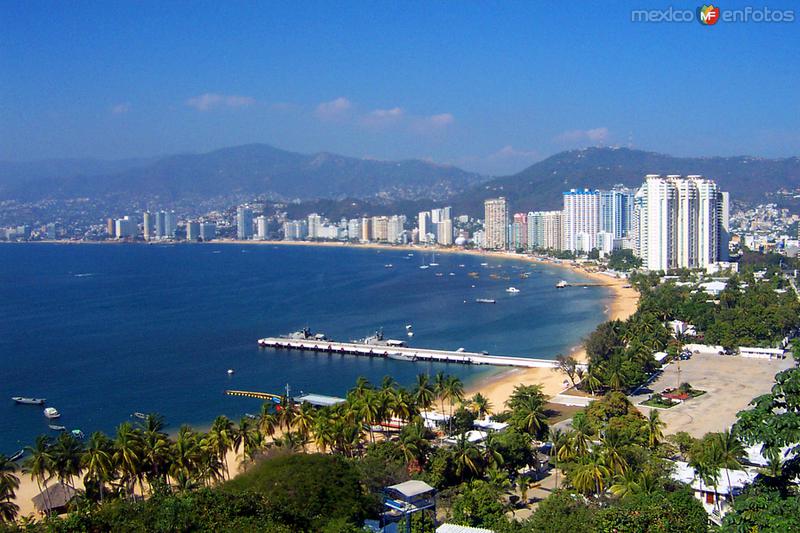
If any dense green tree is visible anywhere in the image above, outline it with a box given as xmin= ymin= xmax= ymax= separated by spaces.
xmin=450 ymin=480 xmax=506 ymax=529
xmin=595 ymin=488 xmax=707 ymax=533
xmin=720 ymin=485 xmax=800 ymax=532
xmin=224 ymin=453 xmax=374 ymax=531
xmin=522 ymin=490 xmax=596 ymax=533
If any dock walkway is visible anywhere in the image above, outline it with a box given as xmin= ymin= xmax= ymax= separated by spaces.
xmin=257 ymin=337 xmax=565 ymax=369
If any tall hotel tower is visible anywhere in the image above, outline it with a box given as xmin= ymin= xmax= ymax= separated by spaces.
xmin=562 ymin=189 xmax=600 ymax=252
xmin=634 ymin=175 xmax=728 ymax=271
xmin=483 ymin=197 xmax=509 ymax=250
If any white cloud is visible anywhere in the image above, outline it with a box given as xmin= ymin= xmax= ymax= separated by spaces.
xmin=186 ymin=93 xmax=256 ymax=111
xmin=411 ymin=113 xmax=455 ymax=134
xmin=360 ymin=107 xmax=404 ymax=128
xmin=315 ymin=97 xmax=352 ymax=120
xmin=111 ymin=102 xmax=131 ymax=115
xmin=556 ymin=127 xmax=610 ymax=144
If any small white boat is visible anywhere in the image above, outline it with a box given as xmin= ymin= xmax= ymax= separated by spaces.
xmin=475 ymin=298 xmax=496 ymax=304
xmin=48 ymin=424 xmax=66 ymax=431
xmin=405 ymin=324 xmax=413 ymax=330
xmin=12 ymin=397 xmax=46 ymax=405
xmin=456 ymin=347 xmax=466 ymax=352
xmin=227 ymin=369 xmax=235 ymax=375
xmin=133 ymin=412 xmax=147 ymax=420
xmin=384 ymin=264 xmax=393 ymax=268
xmin=43 ymin=407 xmax=61 ymax=419
xmin=407 ymin=331 xmax=414 ymax=337
xmin=505 ymin=287 xmax=520 ymax=293
xmin=419 ymin=265 xmax=429 ymax=269
xmin=556 ymin=280 xmax=568 ymax=289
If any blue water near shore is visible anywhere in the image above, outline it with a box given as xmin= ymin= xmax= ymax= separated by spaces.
xmin=0 ymin=243 xmax=609 ymax=453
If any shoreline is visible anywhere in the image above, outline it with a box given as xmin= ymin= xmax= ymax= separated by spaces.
xmin=7 ymin=239 xmax=639 ymax=517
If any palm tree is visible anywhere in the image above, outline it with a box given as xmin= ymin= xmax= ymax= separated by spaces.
xmin=233 ymin=417 xmax=261 ymax=463
xmin=712 ymin=430 xmax=745 ymax=504
xmin=23 ymin=436 xmax=54 ymax=510
xmin=434 ymin=371 xmax=448 ymax=415
xmin=573 ymin=452 xmax=611 ymax=498
xmin=113 ymin=422 xmax=142 ymax=499
xmin=141 ymin=424 xmax=170 ymax=490
xmin=351 ymin=377 xmax=373 ymax=401
xmin=398 ymin=422 xmax=428 ymax=466
xmin=452 ymin=433 xmax=481 ymax=479
xmin=646 ymin=409 xmax=664 ymax=450
xmin=570 ymin=416 xmax=594 ymax=459
xmin=356 ymin=392 xmax=381 ymax=443
xmin=292 ymin=402 xmax=316 ymax=450
xmin=0 ymin=454 xmax=20 ymax=523
xmin=481 ymin=432 xmax=504 ymax=471
xmin=604 ymin=356 xmax=627 ymax=391
xmin=599 ymin=430 xmax=628 ymax=476
xmin=170 ymin=426 xmax=201 ymax=489
xmin=51 ymin=432 xmax=83 ymax=489
xmin=549 ymin=428 xmax=569 ymax=489
xmin=257 ymin=402 xmax=278 ymax=445
xmin=445 ymin=376 xmax=465 ymax=424
xmin=81 ymin=432 xmax=113 ymax=502
xmin=413 ymin=374 xmax=436 ymax=412
xmin=468 ymin=393 xmax=493 ymax=419
xmin=584 ymin=365 xmax=603 ymax=395
xmin=312 ymin=415 xmax=336 ymax=453
xmin=609 ymin=469 xmax=641 ymax=499
xmin=207 ymin=416 xmax=235 ymax=479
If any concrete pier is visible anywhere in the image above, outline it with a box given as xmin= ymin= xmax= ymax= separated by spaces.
xmin=257 ymin=337 xmax=563 ymax=369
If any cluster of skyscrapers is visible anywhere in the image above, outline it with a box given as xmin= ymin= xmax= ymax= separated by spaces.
xmin=483 ymin=174 xmax=730 ymax=271
xmin=107 ymin=210 xmax=216 ymax=241
xmin=282 ymin=213 xmax=411 ymax=243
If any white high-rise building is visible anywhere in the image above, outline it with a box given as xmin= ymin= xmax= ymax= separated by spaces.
xmin=347 ymin=219 xmax=361 ymax=241
xmin=155 ymin=211 xmax=166 ymax=238
xmin=164 ymin=211 xmax=178 ymax=238
xmin=599 ymin=188 xmax=635 ymax=239
xmin=256 ymin=215 xmax=269 ymax=240
xmin=307 ymin=213 xmax=323 ymax=239
xmin=562 ymin=189 xmax=600 ymax=252
xmin=387 ymin=215 xmax=406 ymax=244
xmin=236 ymin=206 xmax=254 ymax=240
xmin=115 ymin=216 xmax=137 ymax=239
xmin=418 ymin=212 xmax=431 ymax=243
xmin=371 ymin=216 xmax=389 ymax=241
xmin=483 ymin=198 xmax=508 ymax=250
xmin=528 ymin=211 xmax=563 ymax=250
xmin=635 ymin=175 xmax=728 ymax=271
xmin=437 ymin=219 xmax=453 ymax=245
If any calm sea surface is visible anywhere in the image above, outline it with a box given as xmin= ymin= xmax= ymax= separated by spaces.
xmin=0 ymin=243 xmax=610 ymax=452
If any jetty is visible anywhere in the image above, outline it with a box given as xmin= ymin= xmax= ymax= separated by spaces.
xmin=257 ymin=337 xmax=565 ymax=369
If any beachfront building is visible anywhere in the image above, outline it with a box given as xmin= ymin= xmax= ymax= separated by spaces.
xmin=186 ymin=220 xmax=201 ymax=241
xmin=164 ymin=211 xmax=178 ymax=238
xmin=371 ymin=216 xmax=389 ymax=242
xmin=387 ymin=215 xmax=406 ymax=244
xmin=256 ymin=215 xmax=269 ymax=240
xmin=527 ymin=210 xmax=563 ymax=251
xmin=155 ymin=210 xmax=166 ymax=238
xmin=236 ymin=206 xmax=254 ymax=240
xmin=600 ymin=187 xmax=635 ymax=238
xmin=634 ymin=175 xmax=729 ymax=270
xmin=347 ymin=218 xmax=361 ymax=241
xmin=512 ymin=213 xmax=528 ymax=250
xmin=562 ymin=188 xmax=600 ymax=253
xmin=200 ymin=222 xmax=217 ymax=241
xmin=360 ymin=217 xmax=371 ymax=242
xmin=418 ymin=211 xmax=432 ymax=243
xmin=143 ymin=211 xmax=154 ymax=240
xmin=437 ymin=218 xmax=453 ymax=245
xmin=114 ymin=216 xmax=137 ymax=239
xmin=483 ymin=197 xmax=508 ymax=250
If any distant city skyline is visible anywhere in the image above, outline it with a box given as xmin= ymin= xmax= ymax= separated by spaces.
xmin=2 ymin=1 xmax=798 ymax=174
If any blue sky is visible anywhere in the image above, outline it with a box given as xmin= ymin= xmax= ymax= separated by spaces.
xmin=1 ymin=0 xmax=798 ymax=174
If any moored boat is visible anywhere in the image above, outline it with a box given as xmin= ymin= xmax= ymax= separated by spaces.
xmin=556 ymin=280 xmax=568 ymax=288
xmin=48 ymin=424 xmax=66 ymax=431
xmin=12 ymin=397 xmax=46 ymax=405
xmin=475 ymin=298 xmax=496 ymax=304
xmin=9 ymin=449 xmax=24 ymax=462
xmin=43 ymin=407 xmax=61 ymax=419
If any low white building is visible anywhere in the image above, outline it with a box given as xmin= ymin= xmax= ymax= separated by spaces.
xmin=738 ymin=346 xmax=787 ymax=360
xmin=671 ymin=460 xmax=758 ymax=523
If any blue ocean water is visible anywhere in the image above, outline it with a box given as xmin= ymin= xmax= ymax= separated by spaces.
xmin=0 ymin=243 xmax=609 ymax=453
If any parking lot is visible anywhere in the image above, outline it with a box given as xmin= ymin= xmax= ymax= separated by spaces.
xmin=630 ymin=352 xmax=794 ymax=437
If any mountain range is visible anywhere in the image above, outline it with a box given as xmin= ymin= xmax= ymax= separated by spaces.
xmin=2 ymin=145 xmax=798 ymax=217
xmin=0 ymin=144 xmax=484 ymax=203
